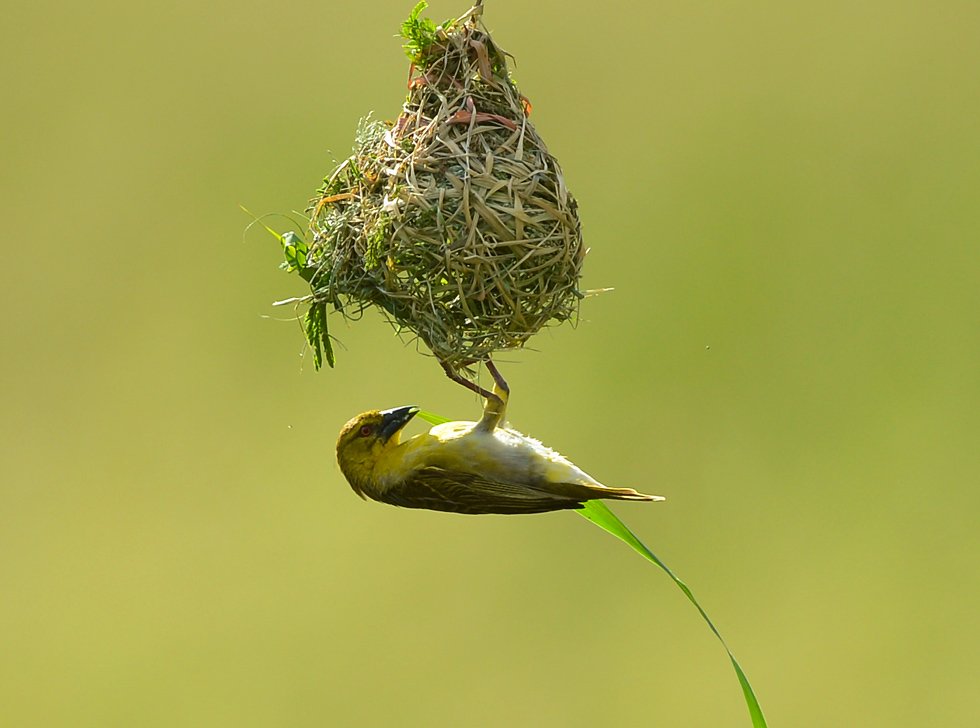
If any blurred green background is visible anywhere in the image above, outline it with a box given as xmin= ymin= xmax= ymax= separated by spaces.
xmin=2 ymin=0 xmax=978 ymax=725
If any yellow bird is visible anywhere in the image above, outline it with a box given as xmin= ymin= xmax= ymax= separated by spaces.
xmin=335 ymin=365 xmax=663 ymax=515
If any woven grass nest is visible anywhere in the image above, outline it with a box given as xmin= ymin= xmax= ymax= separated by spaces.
xmin=284 ymin=1 xmax=586 ymax=375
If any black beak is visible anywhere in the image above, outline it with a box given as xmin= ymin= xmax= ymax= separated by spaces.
xmin=378 ymin=406 xmax=419 ymax=441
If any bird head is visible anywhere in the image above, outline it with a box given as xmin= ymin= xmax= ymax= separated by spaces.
xmin=336 ymin=406 xmax=419 ymax=498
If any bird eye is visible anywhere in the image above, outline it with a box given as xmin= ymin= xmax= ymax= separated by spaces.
xmin=359 ymin=425 xmax=372 ymax=437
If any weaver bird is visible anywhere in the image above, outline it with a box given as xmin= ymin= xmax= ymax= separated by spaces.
xmin=335 ymin=362 xmax=663 ymax=514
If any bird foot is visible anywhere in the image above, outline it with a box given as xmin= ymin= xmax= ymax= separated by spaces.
xmin=485 ymin=360 xmax=509 ymax=406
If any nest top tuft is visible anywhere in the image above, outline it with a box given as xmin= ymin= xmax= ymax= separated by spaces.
xmin=285 ymin=1 xmax=586 ymax=374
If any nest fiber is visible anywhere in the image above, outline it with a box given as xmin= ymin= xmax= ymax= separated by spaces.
xmin=295 ymin=2 xmax=585 ymax=373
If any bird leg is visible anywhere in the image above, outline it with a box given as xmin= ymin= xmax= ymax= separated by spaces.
xmin=441 ymin=360 xmax=498 ymax=403
xmin=441 ymin=359 xmax=510 ymax=432
xmin=477 ymin=360 xmax=509 ymax=432
xmin=485 ymin=360 xmax=509 ymax=406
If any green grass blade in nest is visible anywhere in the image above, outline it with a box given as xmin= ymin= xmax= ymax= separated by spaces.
xmin=401 ymin=1 xmax=457 ymax=67
xmin=304 ymin=302 xmax=333 ymax=369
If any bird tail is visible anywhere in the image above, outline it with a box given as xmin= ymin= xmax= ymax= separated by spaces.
xmin=552 ymin=482 xmax=664 ymax=503
xmin=590 ymin=485 xmax=664 ymax=502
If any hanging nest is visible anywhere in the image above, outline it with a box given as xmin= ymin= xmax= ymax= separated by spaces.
xmin=283 ymin=1 xmax=586 ymax=374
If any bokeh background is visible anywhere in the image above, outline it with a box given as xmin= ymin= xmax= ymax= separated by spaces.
xmin=2 ymin=1 xmax=978 ymax=725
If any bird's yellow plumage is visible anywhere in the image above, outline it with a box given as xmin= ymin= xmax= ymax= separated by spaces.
xmin=336 ymin=369 xmax=662 ymax=515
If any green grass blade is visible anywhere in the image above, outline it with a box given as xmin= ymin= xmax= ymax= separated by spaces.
xmin=416 ymin=409 xmax=767 ymax=726
xmin=417 ymin=410 xmax=450 ymax=425
xmin=577 ymin=501 xmax=768 ymax=728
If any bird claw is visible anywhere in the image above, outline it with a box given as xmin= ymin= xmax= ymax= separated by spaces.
xmin=485 ymin=360 xmax=509 ymax=401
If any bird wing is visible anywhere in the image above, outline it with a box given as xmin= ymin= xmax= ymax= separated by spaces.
xmin=377 ymin=466 xmax=587 ymax=515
